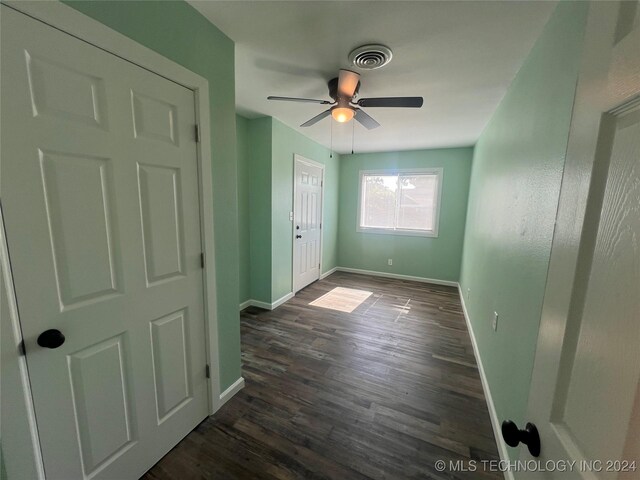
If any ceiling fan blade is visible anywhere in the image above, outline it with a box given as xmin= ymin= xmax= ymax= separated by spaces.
xmin=268 ymin=96 xmax=331 ymax=104
xmin=338 ymin=69 xmax=360 ymax=98
xmin=354 ymin=109 xmax=380 ymax=130
xmin=300 ymin=109 xmax=332 ymax=127
xmin=357 ymin=97 xmax=424 ymax=108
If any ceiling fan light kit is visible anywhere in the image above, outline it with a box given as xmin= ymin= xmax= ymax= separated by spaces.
xmin=331 ymin=106 xmax=354 ymax=123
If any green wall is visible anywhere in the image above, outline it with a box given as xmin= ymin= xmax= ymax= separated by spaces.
xmin=271 ymin=118 xmax=339 ymax=301
xmin=338 ymin=148 xmax=473 ymax=282
xmin=65 ymin=0 xmax=242 ymax=390
xmin=236 ymin=115 xmax=251 ymax=303
xmin=247 ymin=117 xmax=273 ymax=304
xmin=459 ymin=0 xmax=588 ymax=457
xmin=236 ymin=117 xmax=339 ymax=304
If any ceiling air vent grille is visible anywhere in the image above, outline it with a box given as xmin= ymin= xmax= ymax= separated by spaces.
xmin=348 ymin=44 xmax=393 ymax=70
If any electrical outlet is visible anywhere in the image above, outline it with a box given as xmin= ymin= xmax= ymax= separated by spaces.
xmin=289 ymin=212 xmax=294 ymax=221
xmin=467 ymin=288 xmax=471 ymax=301
xmin=388 ymin=258 xmax=393 ymax=266
xmin=492 ymin=311 xmax=499 ymax=332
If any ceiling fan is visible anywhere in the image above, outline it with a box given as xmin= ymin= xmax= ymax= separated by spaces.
xmin=267 ymin=69 xmax=423 ymax=129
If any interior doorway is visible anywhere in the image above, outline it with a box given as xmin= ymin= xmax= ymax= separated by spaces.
xmin=292 ymin=154 xmax=325 ymax=293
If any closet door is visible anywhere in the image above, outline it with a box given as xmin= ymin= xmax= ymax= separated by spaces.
xmin=1 ymin=6 xmax=209 ymax=478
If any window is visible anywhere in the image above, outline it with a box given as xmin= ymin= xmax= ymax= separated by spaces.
xmin=357 ymin=169 xmax=442 ymax=237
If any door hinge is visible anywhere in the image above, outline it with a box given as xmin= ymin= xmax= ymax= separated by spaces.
xmin=195 ymin=124 xmax=200 ymax=143
xmin=18 ymin=340 xmax=26 ymax=356
xmin=205 ymin=364 xmax=210 ymax=379
xmin=200 ymin=252 xmax=205 ymax=268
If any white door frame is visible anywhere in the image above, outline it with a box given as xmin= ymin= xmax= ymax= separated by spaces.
xmin=291 ymin=154 xmax=325 ymax=293
xmin=2 ymin=0 xmax=221 ymax=414
xmin=1 ymin=206 xmax=47 ymax=479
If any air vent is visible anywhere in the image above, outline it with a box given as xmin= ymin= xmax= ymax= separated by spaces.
xmin=348 ymin=44 xmax=393 ymax=70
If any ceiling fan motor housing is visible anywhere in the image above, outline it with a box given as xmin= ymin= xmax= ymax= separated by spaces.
xmin=328 ymin=77 xmax=360 ymax=101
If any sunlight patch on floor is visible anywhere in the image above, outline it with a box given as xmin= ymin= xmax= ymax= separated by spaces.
xmin=309 ymin=287 xmax=373 ymax=313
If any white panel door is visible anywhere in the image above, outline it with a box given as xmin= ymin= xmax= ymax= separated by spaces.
xmin=524 ymin=2 xmax=640 ymax=478
xmin=293 ymin=156 xmax=323 ymax=293
xmin=1 ymin=6 xmax=209 ymax=479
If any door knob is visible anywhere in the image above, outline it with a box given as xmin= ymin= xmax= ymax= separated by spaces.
xmin=296 ymin=235 xmax=302 ymax=239
xmin=37 ymin=329 xmax=65 ymax=349
xmin=501 ymin=420 xmax=541 ymax=457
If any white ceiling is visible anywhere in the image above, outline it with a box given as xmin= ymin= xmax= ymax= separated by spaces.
xmin=189 ymin=1 xmax=556 ymax=154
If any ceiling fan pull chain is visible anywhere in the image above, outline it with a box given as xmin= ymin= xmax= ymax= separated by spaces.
xmin=330 ymin=118 xmax=333 ymax=158
xmin=351 ymin=119 xmax=355 ymax=155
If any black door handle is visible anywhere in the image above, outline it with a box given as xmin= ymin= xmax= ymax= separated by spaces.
xmin=37 ymin=329 xmax=65 ymax=349
xmin=296 ymin=235 xmax=302 ymax=239
xmin=501 ymin=420 xmax=540 ymax=457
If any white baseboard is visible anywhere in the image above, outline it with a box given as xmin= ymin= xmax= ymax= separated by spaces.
xmin=457 ymin=285 xmax=514 ymax=480
xmin=238 ymin=292 xmax=295 ymax=311
xmin=271 ymin=292 xmax=294 ymax=309
xmin=248 ymin=299 xmax=272 ymax=310
xmin=219 ymin=377 xmax=245 ymax=407
xmin=335 ymin=267 xmax=458 ymax=287
xmin=320 ymin=266 xmax=338 ymax=279
xmin=238 ymin=269 xmax=455 ymax=311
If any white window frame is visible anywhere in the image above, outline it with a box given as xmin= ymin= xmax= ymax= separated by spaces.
xmin=356 ymin=168 xmax=443 ymax=238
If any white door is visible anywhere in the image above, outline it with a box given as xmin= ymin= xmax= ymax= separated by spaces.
xmin=1 ymin=6 xmax=209 ymax=479
xmin=293 ymin=155 xmax=324 ymax=292
xmin=524 ymin=2 xmax=639 ymax=478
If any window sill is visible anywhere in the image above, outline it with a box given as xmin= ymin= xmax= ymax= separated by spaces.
xmin=356 ymin=227 xmax=439 ymax=238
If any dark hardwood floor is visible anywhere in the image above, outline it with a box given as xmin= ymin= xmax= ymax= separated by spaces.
xmin=144 ymin=272 xmax=502 ymax=479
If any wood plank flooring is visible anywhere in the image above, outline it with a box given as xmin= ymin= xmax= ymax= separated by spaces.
xmin=144 ymin=272 xmax=502 ymax=479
